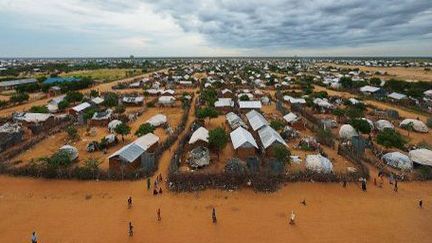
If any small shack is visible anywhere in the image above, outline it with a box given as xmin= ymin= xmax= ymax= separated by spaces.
xmin=230 ymin=127 xmax=258 ymax=159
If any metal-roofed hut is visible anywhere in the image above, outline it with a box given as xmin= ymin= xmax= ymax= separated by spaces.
xmin=230 ymin=127 xmax=258 ymax=159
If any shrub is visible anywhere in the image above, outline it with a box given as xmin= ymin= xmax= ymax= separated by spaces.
xmin=29 ymin=105 xmax=49 ymax=113
xmin=135 ymin=123 xmax=155 ymax=137
xmin=65 ymin=91 xmax=84 ymax=103
xmin=103 ymin=92 xmax=119 ymax=107
xmin=209 ymin=127 xmax=228 ymax=156
xmin=350 ymin=118 xmax=371 ymax=134
xmin=58 ymin=100 xmax=70 ymax=111
xmin=377 ymin=128 xmax=407 ymax=149
xmin=10 ymin=92 xmax=29 ymax=103
xmin=270 ymin=119 xmax=285 ymax=131
xmin=272 ymin=144 xmax=291 ymax=163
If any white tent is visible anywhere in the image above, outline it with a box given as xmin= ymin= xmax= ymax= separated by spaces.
xmin=230 ymin=127 xmax=258 ymax=149
xmin=399 ymin=119 xmax=429 ymax=133
xmin=258 ymin=125 xmax=287 ymax=149
xmin=382 ymin=152 xmax=413 ymax=170
xmin=313 ymin=98 xmax=333 ymax=109
xmin=339 ymin=124 xmax=358 ymax=139
xmin=283 ymin=112 xmax=299 ymax=124
xmin=189 ymin=127 xmax=209 ymax=144
xmin=375 ymin=120 xmax=394 ymax=131
xmin=246 ymin=110 xmax=268 ymax=131
xmin=59 ymin=145 xmax=79 ymax=161
xmin=108 ymin=119 xmax=122 ymax=132
xmin=305 ymin=154 xmax=333 ymax=173
xmin=409 ymin=149 xmax=432 ymax=166
xmin=158 ymin=96 xmax=176 ymax=105
xmin=146 ymin=114 xmax=167 ymax=127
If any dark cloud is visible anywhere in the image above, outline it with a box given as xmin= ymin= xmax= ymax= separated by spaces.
xmin=143 ymin=0 xmax=432 ymax=49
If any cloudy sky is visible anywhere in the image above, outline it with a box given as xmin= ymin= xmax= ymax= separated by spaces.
xmin=0 ymin=0 xmax=431 ymax=57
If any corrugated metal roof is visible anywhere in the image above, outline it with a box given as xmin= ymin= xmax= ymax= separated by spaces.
xmin=109 ymin=133 xmax=159 ymax=163
xmin=238 ymin=101 xmax=262 ymax=109
xmin=230 ymin=127 xmax=258 ymax=150
xmin=258 ymin=125 xmax=287 ymax=149
xmin=246 ymin=110 xmax=268 ymax=131
xmin=72 ymin=102 xmax=91 ymax=112
xmin=0 ymin=78 xmax=37 ymax=87
xmin=189 ymin=127 xmax=209 ymax=144
xmin=43 ymin=77 xmax=81 ymax=84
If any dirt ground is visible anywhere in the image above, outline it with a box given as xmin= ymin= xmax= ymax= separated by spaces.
xmin=318 ymin=63 xmax=432 ymax=82
xmin=0 ymin=175 xmax=431 ymax=243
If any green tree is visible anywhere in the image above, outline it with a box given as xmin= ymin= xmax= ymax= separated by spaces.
xmin=239 ymin=94 xmax=250 ymax=101
xmin=114 ymin=123 xmax=131 ymax=142
xmin=65 ymin=91 xmax=84 ymax=103
xmin=400 ymin=121 xmax=414 ymax=138
xmin=114 ymin=104 xmax=125 ymax=114
xmin=208 ymin=127 xmax=228 ymax=158
xmin=340 ymin=77 xmax=353 ymax=89
xmin=103 ymin=92 xmax=119 ymax=107
xmin=196 ymin=107 xmax=218 ymax=120
xmin=10 ymin=92 xmax=29 ymax=103
xmin=66 ymin=126 xmax=80 ymax=141
xmin=29 ymin=105 xmax=49 ymax=113
xmin=135 ymin=123 xmax=155 ymax=137
xmin=350 ymin=119 xmax=372 ymax=134
xmin=272 ymin=144 xmax=291 ymax=163
xmin=90 ymin=89 xmax=99 ymax=98
xmin=369 ymin=77 xmax=381 ymax=86
xmin=377 ymin=128 xmax=407 ymax=149
xmin=58 ymin=100 xmax=70 ymax=111
xmin=270 ymin=119 xmax=285 ymax=131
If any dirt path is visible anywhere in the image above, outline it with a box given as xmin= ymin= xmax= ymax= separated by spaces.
xmin=0 ymin=175 xmax=431 ymax=243
xmin=0 ymin=69 xmax=168 ymax=117
xmin=152 ymin=89 xmax=199 ymax=180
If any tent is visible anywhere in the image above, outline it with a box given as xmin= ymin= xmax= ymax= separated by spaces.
xmin=399 ymin=119 xmax=429 ymax=133
xmin=339 ymin=124 xmax=358 ymax=139
xmin=258 ymin=125 xmax=287 ymax=149
xmin=283 ymin=112 xmax=299 ymax=124
xmin=305 ymin=154 xmax=333 ymax=173
xmin=108 ymin=119 xmax=122 ymax=132
xmin=375 ymin=120 xmax=394 ymax=131
xmin=382 ymin=152 xmax=413 ymax=170
xmin=409 ymin=149 xmax=432 ymax=166
xmin=146 ymin=114 xmax=167 ymax=127
xmin=189 ymin=127 xmax=209 ymax=144
xmin=59 ymin=145 xmax=79 ymax=161
xmin=230 ymin=127 xmax=258 ymax=149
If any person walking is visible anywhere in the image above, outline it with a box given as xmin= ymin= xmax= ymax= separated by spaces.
xmin=419 ymin=200 xmax=423 ymax=208
xmin=147 ymin=177 xmax=151 ymax=190
xmin=212 ymin=208 xmax=217 ymax=223
xmin=301 ymin=199 xmax=306 ymax=206
xmin=361 ymin=179 xmax=367 ymax=192
xmin=394 ymin=180 xmax=398 ymax=192
xmin=157 ymin=208 xmax=161 ymax=221
xmin=289 ymin=211 xmax=296 ymax=225
xmin=128 ymin=222 xmax=134 ymax=237
xmin=128 ymin=196 xmax=132 ymax=209
xmin=31 ymin=232 xmax=37 ymax=243
xmin=159 ymin=187 xmax=163 ymax=194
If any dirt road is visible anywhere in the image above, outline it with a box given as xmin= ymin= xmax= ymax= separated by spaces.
xmin=0 ymin=175 xmax=431 ymax=243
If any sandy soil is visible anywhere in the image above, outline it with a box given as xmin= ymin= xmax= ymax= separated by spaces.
xmin=0 ymin=175 xmax=431 ymax=243
xmin=318 ymin=63 xmax=432 ymax=82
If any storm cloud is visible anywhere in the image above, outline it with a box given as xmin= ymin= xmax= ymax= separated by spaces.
xmin=147 ymin=0 xmax=432 ymax=49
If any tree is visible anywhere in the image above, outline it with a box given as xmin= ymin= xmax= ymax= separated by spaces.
xmin=208 ymin=127 xmax=228 ymax=158
xmin=45 ymin=150 xmax=73 ymax=168
xmin=114 ymin=104 xmax=125 ymax=114
xmin=10 ymin=92 xmax=29 ymax=103
xmin=103 ymin=92 xmax=119 ymax=107
xmin=340 ymin=77 xmax=353 ymax=89
xmin=82 ymin=158 xmax=102 ymax=178
xmin=135 ymin=123 xmax=155 ymax=137
xmin=65 ymin=91 xmax=83 ymax=103
xmin=377 ymin=128 xmax=407 ymax=149
xmin=272 ymin=144 xmax=291 ymax=163
xmin=114 ymin=123 xmax=131 ymax=142
xmin=90 ymin=89 xmax=99 ymax=98
xmin=345 ymin=107 xmax=364 ymax=119
xmin=350 ymin=119 xmax=371 ymax=134
xmin=196 ymin=107 xmax=218 ymax=120
xmin=58 ymin=100 xmax=70 ymax=111
xmin=369 ymin=77 xmax=381 ymax=86
xmin=66 ymin=126 xmax=80 ymax=141
xmin=400 ymin=121 xmax=414 ymax=138
xmin=29 ymin=105 xmax=49 ymax=113
xmin=239 ymin=94 xmax=250 ymax=101
xmin=270 ymin=119 xmax=284 ymax=131
xmin=332 ymin=108 xmax=345 ymax=121
xmin=83 ymin=107 xmax=97 ymax=121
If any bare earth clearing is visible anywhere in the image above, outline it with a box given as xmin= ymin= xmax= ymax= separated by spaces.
xmin=0 ymin=176 xmax=431 ymax=243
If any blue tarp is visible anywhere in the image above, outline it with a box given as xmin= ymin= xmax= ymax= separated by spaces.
xmin=43 ymin=77 xmax=81 ymax=84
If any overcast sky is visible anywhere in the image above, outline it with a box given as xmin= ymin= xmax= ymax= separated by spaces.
xmin=0 ymin=0 xmax=431 ymax=57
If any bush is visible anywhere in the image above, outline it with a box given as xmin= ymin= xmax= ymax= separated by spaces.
xmin=58 ymin=100 xmax=70 ymax=111
xmin=65 ymin=91 xmax=84 ymax=103
xmin=340 ymin=77 xmax=353 ymax=89
xmin=272 ymin=144 xmax=291 ymax=163
xmin=66 ymin=126 xmax=79 ymax=140
xmin=135 ymin=123 xmax=155 ymax=137
xmin=350 ymin=118 xmax=371 ymax=134
xmin=270 ymin=119 xmax=285 ymax=131
xmin=114 ymin=104 xmax=125 ymax=114
xmin=239 ymin=95 xmax=250 ymax=101
xmin=103 ymin=92 xmax=119 ymax=107
xmin=29 ymin=105 xmax=49 ymax=113
xmin=377 ymin=128 xmax=407 ymax=149
xmin=196 ymin=107 xmax=218 ymax=119
xmin=369 ymin=77 xmax=381 ymax=86
xmin=209 ymin=127 xmax=228 ymax=155
xmin=10 ymin=92 xmax=29 ymax=103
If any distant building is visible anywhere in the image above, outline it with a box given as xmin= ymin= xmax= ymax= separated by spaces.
xmin=43 ymin=77 xmax=81 ymax=85
xmin=0 ymin=78 xmax=37 ymax=91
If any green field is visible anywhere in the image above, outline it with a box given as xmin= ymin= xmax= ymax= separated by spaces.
xmin=60 ymin=68 xmax=142 ymax=82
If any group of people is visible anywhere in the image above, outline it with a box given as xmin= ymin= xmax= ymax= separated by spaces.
xmin=153 ymin=174 xmax=164 ymax=195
